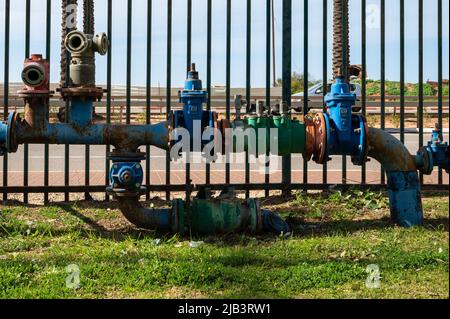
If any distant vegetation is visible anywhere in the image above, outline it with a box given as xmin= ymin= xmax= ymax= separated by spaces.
xmin=280 ymin=73 xmax=449 ymax=96
xmin=353 ymin=79 xmax=447 ymax=97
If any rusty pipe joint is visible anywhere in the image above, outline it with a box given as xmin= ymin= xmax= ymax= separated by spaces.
xmin=65 ymin=30 xmax=108 ymax=87
xmin=17 ymin=55 xmax=53 ymax=131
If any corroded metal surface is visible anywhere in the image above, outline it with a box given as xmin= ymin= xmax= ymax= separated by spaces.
xmin=332 ymin=0 xmax=350 ymax=81
xmin=367 ymin=127 xmax=417 ymax=172
xmin=304 ymin=113 xmax=327 ymax=164
xmin=59 ymin=86 xmax=104 ymax=101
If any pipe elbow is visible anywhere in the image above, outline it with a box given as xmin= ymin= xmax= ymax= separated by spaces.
xmin=116 ymin=197 xmax=179 ymax=232
xmin=368 ymin=127 xmax=423 ymax=227
xmin=367 ymin=127 xmax=417 ymax=172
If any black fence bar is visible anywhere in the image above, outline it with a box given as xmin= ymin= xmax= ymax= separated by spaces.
xmin=380 ymin=0 xmax=385 ymax=184
xmin=341 ymin=0 xmax=347 ymax=184
xmin=205 ymin=0 xmax=212 ymax=186
xmin=2 ymin=0 xmax=9 ymax=201
xmin=302 ymin=0 xmax=308 ymax=191
xmin=105 ymin=0 xmax=112 ymax=201
xmin=146 ymin=0 xmax=152 ymax=201
xmin=84 ymin=0 xmax=92 ymax=200
xmin=437 ymin=0 xmax=443 ymax=184
xmin=44 ymin=0 xmax=51 ymax=204
xmin=185 ymin=0 xmax=192 ymax=197
xmin=322 ymin=0 xmax=327 ymax=186
xmin=165 ymin=0 xmax=172 ymax=200
xmin=126 ymin=0 xmax=132 ymax=125
xmin=361 ymin=0 xmax=366 ymax=184
xmin=399 ymin=0 xmax=405 ymax=144
xmin=281 ymin=0 xmax=292 ymax=195
xmin=245 ymin=0 xmax=251 ymax=199
xmin=225 ymin=0 xmax=231 ymax=185
xmin=265 ymin=0 xmax=271 ymax=198
xmin=23 ymin=0 xmax=31 ymax=204
xmin=418 ymin=0 xmax=423 ymax=185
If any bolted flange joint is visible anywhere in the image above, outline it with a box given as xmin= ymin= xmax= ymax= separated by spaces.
xmin=106 ymin=151 xmax=146 ymax=198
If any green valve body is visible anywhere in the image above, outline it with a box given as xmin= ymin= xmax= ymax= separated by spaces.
xmin=243 ymin=115 xmax=306 ymax=156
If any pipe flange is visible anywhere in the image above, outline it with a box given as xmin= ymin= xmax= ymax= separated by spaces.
xmin=59 ymin=86 xmax=105 ymax=101
xmin=107 ymin=150 xmax=146 ymax=162
xmin=106 ymin=186 xmax=146 ymax=198
xmin=171 ymin=199 xmax=185 ymax=235
xmin=416 ymin=146 xmax=433 ymax=175
xmin=312 ymin=113 xmax=328 ymax=164
xmin=351 ymin=114 xmax=369 ymax=166
xmin=17 ymin=90 xmax=54 ymax=98
xmin=6 ymin=112 xmax=20 ymax=153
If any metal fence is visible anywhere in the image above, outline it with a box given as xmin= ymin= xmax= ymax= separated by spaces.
xmin=0 ymin=0 xmax=448 ymax=204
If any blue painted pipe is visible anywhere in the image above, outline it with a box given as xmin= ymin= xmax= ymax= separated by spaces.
xmin=367 ymin=127 xmax=423 ymax=227
xmin=116 ymin=196 xmax=175 ymax=231
xmin=12 ymin=117 xmax=169 ymax=152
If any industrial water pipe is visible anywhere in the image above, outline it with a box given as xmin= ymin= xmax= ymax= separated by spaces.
xmin=0 ymin=28 xmax=448 ymax=234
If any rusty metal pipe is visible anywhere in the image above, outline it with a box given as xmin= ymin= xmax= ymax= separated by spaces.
xmin=367 ymin=127 xmax=423 ymax=227
xmin=15 ymin=120 xmax=169 ymax=152
xmin=367 ymin=127 xmax=417 ymax=171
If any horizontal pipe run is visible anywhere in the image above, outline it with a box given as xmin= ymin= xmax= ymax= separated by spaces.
xmin=16 ymin=121 xmax=169 ymax=151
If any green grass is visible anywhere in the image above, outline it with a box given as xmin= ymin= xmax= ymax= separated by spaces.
xmin=0 ymin=193 xmax=448 ymax=299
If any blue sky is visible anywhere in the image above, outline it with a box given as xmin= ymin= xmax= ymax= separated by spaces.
xmin=0 ymin=0 xmax=449 ymax=88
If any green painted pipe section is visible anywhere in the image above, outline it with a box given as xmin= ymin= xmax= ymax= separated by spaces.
xmin=188 ymin=198 xmax=262 ymax=235
xmin=243 ymin=115 xmax=306 ymax=156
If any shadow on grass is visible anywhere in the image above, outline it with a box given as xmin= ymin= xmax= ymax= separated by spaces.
xmin=1 ymin=197 xmax=448 ymax=245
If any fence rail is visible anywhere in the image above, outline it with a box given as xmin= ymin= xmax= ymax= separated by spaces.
xmin=0 ymin=0 xmax=448 ymax=203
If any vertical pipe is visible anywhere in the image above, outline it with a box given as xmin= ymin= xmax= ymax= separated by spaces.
xmin=303 ymin=0 xmax=308 ymax=192
xmin=361 ymin=0 xmax=366 ymax=184
xmin=105 ymin=0 xmax=112 ymax=201
xmin=2 ymin=0 xmax=9 ymax=201
xmin=44 ymin=0 xmax=51 ymax=204
xmin=322 ymin=0 xmax=328 ymax=186
xmin=146 ymin=0 xmax=152 ymax=200
xmin=380 ymin=0 xmax=385 ymax=184
xmin=418 ymin=0 xmax=423 ymax=185
xmin=265 ymin=0 xmax=271 ymax=197
xmin=245 ymin=0 xmax=251 ymax=199
xmin=126 ymin=0 xmax=132 ymax=125
xmin=399 ymin=0 xmax=405 ymax=144
xmin=206 ymin=0 xmax=212 ymax=186
xmin=23 ymin=0 xmax=31 ymax=204
xmin=186 ymin=0 xmax=192 ymax=195
xmin=281 ymin=0 xmax=292 ymax=195
xmin=437 ymin=0 xmax=443 ymax=184
xmin=166 ymin=0 xmax=172 ymax=200
xmin=225 ymin=0 xmax=231 ymax=185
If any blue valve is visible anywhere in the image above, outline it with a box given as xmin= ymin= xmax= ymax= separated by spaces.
xmin=416 ymin=124 xmax=449 ymax=174
xmin=172 ymin=63 xmax=216 ymax=152
xmin=322 ymin=77 xmax=368 ymax=165
xmin=107 ymin=152 xmax=145 ymax=197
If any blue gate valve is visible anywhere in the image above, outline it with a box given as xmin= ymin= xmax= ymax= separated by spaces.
xmin=416 ymin=124 xmax=449 ymax=174
xmin=107 ymin=152 xmax=146 ymax=197
xmin=322 ymin=76 xmax=368 ymax=165
xmin=171 ymin=63 xmax=216 ymax=152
